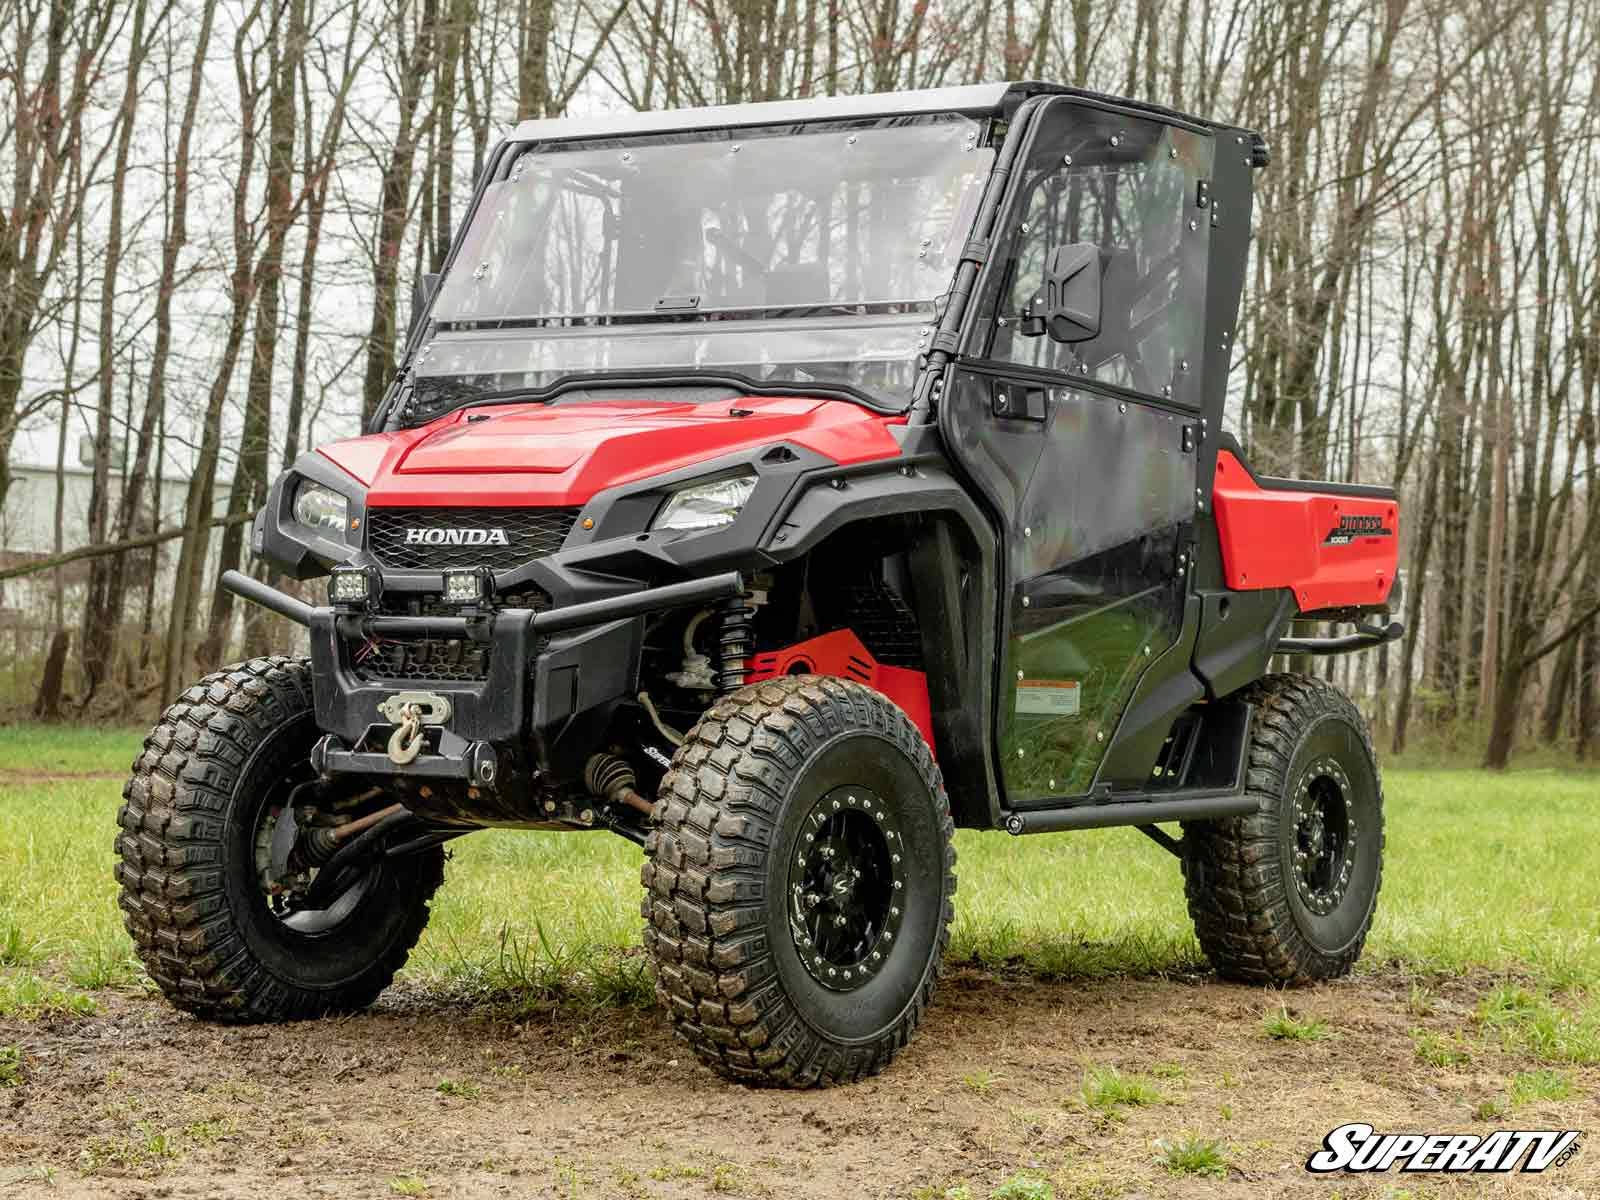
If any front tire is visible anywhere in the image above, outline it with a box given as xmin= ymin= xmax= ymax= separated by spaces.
xmin=1181 ymin=673 xmax=1384 ymax=985
xmin=115 ymin=656 xmax=443 ymax=1021
xmin=643 ymin=676 xmax=956 ymax=1087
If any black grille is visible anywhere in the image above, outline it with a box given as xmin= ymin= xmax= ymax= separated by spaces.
xmin=366 ymin=507 xmax=580 ymax=571
xmin=356 ymin=637 xmax=492 ymax=683
xmin=347 ymin=588 xmax=553 ymax=685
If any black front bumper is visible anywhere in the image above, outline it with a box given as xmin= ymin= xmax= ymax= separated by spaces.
xmin=221 ymin=570 xmax=740 ymax=817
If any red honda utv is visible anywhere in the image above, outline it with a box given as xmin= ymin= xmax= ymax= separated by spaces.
xmin=117 ymin=81 xmax=1401 ymax=1087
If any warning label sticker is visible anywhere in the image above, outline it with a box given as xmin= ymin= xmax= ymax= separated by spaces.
xmin=1016 ymin=679 xmax=1081 ymax=716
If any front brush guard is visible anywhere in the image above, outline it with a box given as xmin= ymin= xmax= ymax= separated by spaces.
xmin=219 ymin=568 xmax=743 ymax=806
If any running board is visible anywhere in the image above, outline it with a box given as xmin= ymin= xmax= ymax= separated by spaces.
xmin=1003 ymin=790 xmax=1258 ymax=835
xmin=1003 ymin=700 xmax=1256 ymax=835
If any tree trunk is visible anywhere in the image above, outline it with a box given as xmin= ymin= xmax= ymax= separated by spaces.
xmin=162 ymin=4 xmax=267 ymax=701
xmin=203 ymin=0 xmax=307 ymax=671
xmin=360 ymin=0 xmax=441 ymax=425
xmin=33 ymin=631 xmax=71 ymax=721
xmin=80 ymin=0 xmax=153 ymax=701
xmin=100 ymin=0 xmax=219 ymax=687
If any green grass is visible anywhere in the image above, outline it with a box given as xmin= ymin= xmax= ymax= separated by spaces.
xmin=1155 ymin=1134 xmax=1228 ymax=1177
xmin=1261 ymin=1005 xmax=1330 ymax=1041
xmin=0 ymin=972 xmax=98 ymax=1018
xmin=990 ymin=1173 xmax=1053 ymax=1200
xmin=1473 ymin=1067 xmax=1579 ymax=1120
xmin=0 ymin=1044 xmax=22 ymax=1086
xmin=1474 ymin=986 xmax=1600 ymax=1065
xmin=961 ymin=1067 xmax=999 ymax=1094
xmin=1411 ymin=1029 xmax=1470 ymax=1067
xmin=1508 ymin=1068 xmax=1574 ymax=1106
xmin=1 ymin=725 xmax=1598 ymax=1009
xmin=1080 ymin=1065 xmax=1163 ymax=1115
xmin=0 ymin=723 xmax=145 ymax=776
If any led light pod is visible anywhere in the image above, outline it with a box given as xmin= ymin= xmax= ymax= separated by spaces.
xmin=328 ymin=565 xmax=376 ymax=606
xmin=442 ymin=567 xmax=494 ymax=606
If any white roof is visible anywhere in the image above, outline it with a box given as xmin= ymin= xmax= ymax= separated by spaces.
xmin=510 ymin=84 xmax=1017 ymax=144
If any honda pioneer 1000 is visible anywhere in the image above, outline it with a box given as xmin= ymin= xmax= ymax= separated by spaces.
xmin=118 ymin=82 xmax=1402 ymax=1087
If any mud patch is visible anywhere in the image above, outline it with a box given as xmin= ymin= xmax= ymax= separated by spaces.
xmin=1 ymin=967 xmax=1594 ymax=1198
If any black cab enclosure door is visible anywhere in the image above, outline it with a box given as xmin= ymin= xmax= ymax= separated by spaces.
xmin=940 ymin=95 xmax=1242 ymax=808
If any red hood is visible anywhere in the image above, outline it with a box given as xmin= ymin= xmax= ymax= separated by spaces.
xmin=317 ymin=395 xmax=905 ymax=507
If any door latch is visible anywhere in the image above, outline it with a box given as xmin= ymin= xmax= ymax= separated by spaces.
xmin=992 ymin=381 xmax=1048 ymax=422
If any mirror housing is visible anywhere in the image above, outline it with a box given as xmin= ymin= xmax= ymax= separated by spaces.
xmin=1020 ymin=243 xmax=1102 ymax=343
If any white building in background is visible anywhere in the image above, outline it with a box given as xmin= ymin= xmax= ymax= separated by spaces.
xmin=0 ymin=455 xmax=231 ymax=632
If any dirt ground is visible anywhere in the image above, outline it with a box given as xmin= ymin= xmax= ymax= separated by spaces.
xmin=2 ymin=967 xmax=1594 ymax=1199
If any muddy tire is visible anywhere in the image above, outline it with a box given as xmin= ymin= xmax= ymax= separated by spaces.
xmin=1181 ymin=673 xmax=1384 ymax=985
xmin=115 ymin=656 xmax=443 ymax=1021
xmin=643 ymin=675 xmax=956 ymax=1087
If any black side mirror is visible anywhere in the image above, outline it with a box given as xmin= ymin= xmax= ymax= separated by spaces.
xmin=407 ymin=272 xmax=441 ymax=341
xmin=1020 ymin=242 xmax=1102 ymax=343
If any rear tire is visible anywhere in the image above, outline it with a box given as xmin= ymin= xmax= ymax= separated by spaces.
xmin=1181 ymin=673 xmax=1384 ymax=985
xmin=643 ymin=676 xmax=956 ymax=1087
xmin=115 ymin=656 xmax=443 ymax=1021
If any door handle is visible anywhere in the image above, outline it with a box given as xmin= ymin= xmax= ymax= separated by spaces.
xmin=992 ymin=381 xmax=1048 ymax=421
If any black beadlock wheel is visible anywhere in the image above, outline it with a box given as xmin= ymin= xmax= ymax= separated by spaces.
xmin=643 ymin=675 xmax=956 ymax=1087
xmin=115 ymin=656 xmax=444 ymax=1021
xmin=1180 ymin=673 xmax=1385 ymax=985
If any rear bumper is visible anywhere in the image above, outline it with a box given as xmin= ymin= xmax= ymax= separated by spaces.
xmin=221 ymin=570 xmax=739 ymax=812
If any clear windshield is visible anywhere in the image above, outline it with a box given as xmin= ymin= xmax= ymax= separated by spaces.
xmin=409 ymin=114 xmax=993 ymax=419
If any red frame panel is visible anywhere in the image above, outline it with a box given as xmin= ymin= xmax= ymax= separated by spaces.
xmin=745 ymin=629 xmax=935 ymax=755
xmin=1211 ymin=449 xmax=1399 ymax=613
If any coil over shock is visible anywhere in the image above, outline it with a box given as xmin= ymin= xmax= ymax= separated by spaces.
xmin=714 ymin=592 xmax=757 ymax=695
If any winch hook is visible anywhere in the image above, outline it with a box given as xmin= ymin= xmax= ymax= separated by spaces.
xmin=387 ymin=702 xmax=426 ymax=765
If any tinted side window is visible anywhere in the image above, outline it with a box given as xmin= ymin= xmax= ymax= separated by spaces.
xmin=988 ymin=104 xmax=1212 ymax=404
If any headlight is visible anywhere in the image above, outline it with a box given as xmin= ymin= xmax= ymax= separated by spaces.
xmin=652 ymin=474 xmax=757 ymax=532
xmin=292 ymin=481 xmax=349 ymax=536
